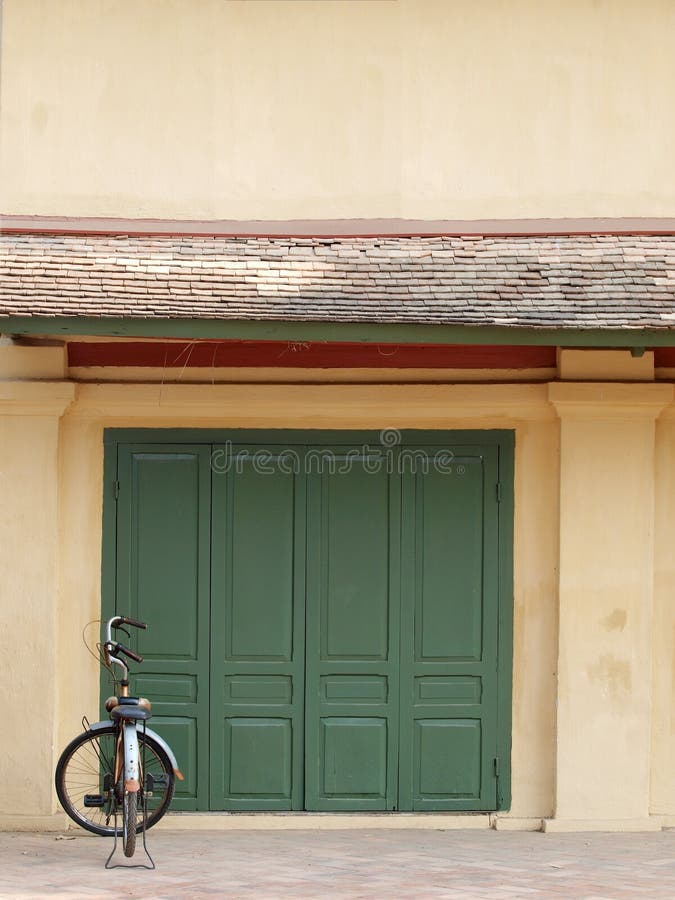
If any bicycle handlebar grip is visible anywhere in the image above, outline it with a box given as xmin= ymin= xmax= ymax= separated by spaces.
xmin=120 ymin=616 xmax=147 ymax=630
xmin=116 ymin=643 xmax=144 ymax=664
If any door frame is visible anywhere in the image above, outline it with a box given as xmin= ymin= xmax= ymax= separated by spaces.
xmin=101 ymin=427 xmax=514 ymax=811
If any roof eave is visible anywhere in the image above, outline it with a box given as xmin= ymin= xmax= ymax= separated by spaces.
xmin=2 ymin=315 xmax=675 ymax=348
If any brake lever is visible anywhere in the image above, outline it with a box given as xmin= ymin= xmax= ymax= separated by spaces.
xmin=112 ymin=624 xmax=131 ymax=639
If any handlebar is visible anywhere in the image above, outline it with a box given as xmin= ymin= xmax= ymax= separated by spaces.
xmin=112 ymin=642 xmax=144 ymax=664
xmin=104 ymin=615 xmax=147 ymax=680
xmin=117 ymin=616 xmax=147 ymax=630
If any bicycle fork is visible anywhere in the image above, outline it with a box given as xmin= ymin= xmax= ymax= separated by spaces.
xmin=106 ymin=723 xmax=155 ymax=869
xmin=121 ymin=723 xmax=140 ymax=794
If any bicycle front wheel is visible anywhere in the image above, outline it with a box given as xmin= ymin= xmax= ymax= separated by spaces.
xmin=55 ymin=725 xmax=175 ymax=836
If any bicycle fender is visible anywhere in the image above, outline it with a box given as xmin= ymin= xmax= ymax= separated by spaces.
xmin=87 ymin=719 xmax=184 ymax=779
xmin=140 ymin=725 xmax=184 ymax=779
xmin=88 ymin=719 xmax=115 ymax=734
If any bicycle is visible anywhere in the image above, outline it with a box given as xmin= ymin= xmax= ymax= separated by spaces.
xmin=55 ymin=615 xmax=184 ymax=867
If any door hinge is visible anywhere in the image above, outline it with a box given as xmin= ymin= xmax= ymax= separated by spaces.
xmin=496 ymin=482 xmax=502 ymax=503
xmin=114 ymin=480 xmax=120 ymax=500
xmin=493 ymin=757 xmax=500 ymax=778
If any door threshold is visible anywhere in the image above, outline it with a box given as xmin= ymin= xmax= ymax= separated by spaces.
xmin=156 ymin=812 xmax=493 ymax=831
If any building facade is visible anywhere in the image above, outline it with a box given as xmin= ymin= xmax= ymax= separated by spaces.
xmin=1 ymin=0 xmax=674 ymax=832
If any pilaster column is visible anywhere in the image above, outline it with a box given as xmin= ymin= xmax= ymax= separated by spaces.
xmin=546 ymin=383 xmax=672 ymax=831
xmin=0 ymin=380 xmax=75 ymax=821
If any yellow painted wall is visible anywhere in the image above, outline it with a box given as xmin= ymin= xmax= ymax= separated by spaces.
xmin=0 ymin=416 xmax=61 ymax=816
xmin=0 ymin=382 xmax=75 ymax=820
xmin=652 ymin=417 xmax=675 ymax=817
xmin=2 ymin=0 xmax=675 ymax=220
xmin=68 ymin=366 xmax=557 ymax=385
xmin=510 ymin=420 xmax=558 ymax=819
xmin=5 ymin=344 xmax=675 ymax=828
xmin=547 ymin=382 xmax=673 ymax=832
xmin=56 ymin=417 xmax=106 ymax=757
xmin=48 ymin=380 xmax=559 ymax=825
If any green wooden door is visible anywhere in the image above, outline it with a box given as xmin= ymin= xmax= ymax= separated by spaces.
xmin=115 ymin=445 xmax=212 ymax=811
xmin=304 ymin=452 xmax=400 ymax=810
xmin=108 ymin=431 xmax=511 ymax=813
xmin=399 ymin=446 xmax=500 ymax=810
xmin=209 ymin=445 xmax=306 ymax=809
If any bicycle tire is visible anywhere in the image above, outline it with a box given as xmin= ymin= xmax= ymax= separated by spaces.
xmin=55 ymin=725 xmax=175 ymax=837
xmin=122 ymin=790 xmax=137 ymax=857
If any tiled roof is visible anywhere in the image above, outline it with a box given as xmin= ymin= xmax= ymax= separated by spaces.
xmin=1 ymin=233 xmax=675 ymax=329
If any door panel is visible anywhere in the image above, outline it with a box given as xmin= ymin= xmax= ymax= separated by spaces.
xmin=115 ymin=445 xmax=212 ymax=810
xmin=414 ymin=719 xmax=482 ymax=799
xmin=305 ymin=456 xmax=400 ymax=810
xmin=399 ymin=447 xmax=499 ymax=810
xmin=414 ymin=456 xmax=484 ymax=662
xmin=210 ymin=447 xmax=305 ymax=809
xmin=320 ymin=718 xmax=388 ymax=800
xmin=224 ymin=718 xmax=293 ymax=801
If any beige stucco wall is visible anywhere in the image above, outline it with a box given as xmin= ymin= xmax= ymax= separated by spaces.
xmin=59 ymin=383 xmax=559 ymax=824
xmin=4 ymin=346 xmax=675 ymax=829
xmin=652 ymin=415 xmax=675 ymax=818
xmin=550 ymin=384 xmax=671 ymax=829
xmin=2 ymin=0 xmax=675 ymax=220
xmin=0 ymin=363 xmax=560 ymax=826
xmin=0 ymin=415 xmax=60 ymax=817
xmin=0 ymin=382 xmax=75 ymax=820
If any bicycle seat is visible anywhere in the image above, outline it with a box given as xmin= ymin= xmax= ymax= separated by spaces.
xmin=110 ymin=704 xmax=151 ymax=721
xmin=105 ymin=695 xmax=152 ymax=712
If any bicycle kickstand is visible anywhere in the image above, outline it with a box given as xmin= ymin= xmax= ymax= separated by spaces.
xmin=104 ymin=794 xmax=155 ymax=870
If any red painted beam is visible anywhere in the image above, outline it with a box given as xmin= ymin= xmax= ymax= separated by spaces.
xmin=4 ymin=215 xmax=675 ymax=237
xmin=654 ymin=348 xmax=675 ymax=366
xmin=67 ymin=340 xmax=556 ymax=370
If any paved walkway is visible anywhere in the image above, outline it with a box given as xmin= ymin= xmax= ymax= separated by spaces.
xmin=0 ymin=829 xmax=674 ymax=899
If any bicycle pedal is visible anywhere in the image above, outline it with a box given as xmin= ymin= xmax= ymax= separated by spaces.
xmin=83 ymin=794 xmax=106 ymax=808
xmin=143 ymin=773 xmax=168 ymax=792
